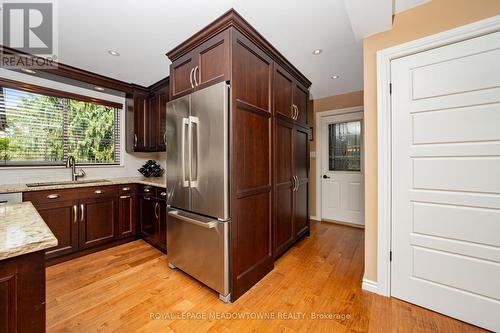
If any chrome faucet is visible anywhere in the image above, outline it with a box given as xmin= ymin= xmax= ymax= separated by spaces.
xmin=66 ymin=156 xmax=86 ymax=181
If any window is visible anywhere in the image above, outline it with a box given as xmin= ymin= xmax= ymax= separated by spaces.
xmin=328 ymin=121 xmax=361 ymax=172
xmin=0 ymin=85 xmax=120 ymax=166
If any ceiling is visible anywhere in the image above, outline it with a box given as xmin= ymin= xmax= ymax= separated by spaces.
xmin=54 ymin=0 xmax=419 ymax=99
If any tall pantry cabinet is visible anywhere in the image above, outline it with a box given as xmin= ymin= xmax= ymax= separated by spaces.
xmin=166 ymin=9 xmax=311 ymax=301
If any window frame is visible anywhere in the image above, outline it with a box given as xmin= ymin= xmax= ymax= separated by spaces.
xmin=0 ymin=77 xmax=123 ymax=167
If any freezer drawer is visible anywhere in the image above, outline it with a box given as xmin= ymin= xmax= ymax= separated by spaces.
xmin=167 ymin=209 xmax=229 ymax=300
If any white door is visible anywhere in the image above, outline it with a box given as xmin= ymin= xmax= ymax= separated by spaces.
xmin=321 ymin=112 xmax=364 ymax=225
xmin=391 ymin=30 xmax=500 ymax=332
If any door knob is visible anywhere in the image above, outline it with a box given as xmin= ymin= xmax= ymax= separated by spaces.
xmin=323 ymin=175 xmax=330 ymax=179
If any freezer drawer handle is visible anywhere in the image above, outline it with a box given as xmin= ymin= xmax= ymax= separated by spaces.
xmin=168 ymin=210 xmax=217 ymax=229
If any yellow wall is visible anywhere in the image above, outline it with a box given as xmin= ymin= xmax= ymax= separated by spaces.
xmin=309 ymin=91 xmax=363 ymax=217
xmin=363 ymin=0 xmax=500 ymax=281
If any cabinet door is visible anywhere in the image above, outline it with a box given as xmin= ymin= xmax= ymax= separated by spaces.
xmin=79 ymin=196 xmax=118 ymax=249
xmin=138 ymin=195 xmax=156 ymax=243
xmin=274 ymin=65 xmax=294 ymax=120
xmin=294 ymin=127 xmax=309 ymax=237
xmin=118 ymin=194 xmax=136 ymax=238
xmin=158 ymin=88 xmax=168 ymax=151
xmin=293 ymin=82 xmax=309 ymax=126
xmin=195 ymin=30 xmax=230 ymax=90
xmin=32 ymin=200 xmax=79 ymax=259
xmin=158 ymin=200 xmax=167 ymax=251
xmin=133 ymin=91 xmax=149 ymax=151
xmin=170 ymin=51 xmax=196 ymax=100
xmin=148 ymin=92 xmax=158 ymax=150
xmin=274 ymin=119 xmax=295 ymax=257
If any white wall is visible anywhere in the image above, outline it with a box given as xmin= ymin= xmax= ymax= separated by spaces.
xmin=0 ymin=69 xmax=165 ymax=185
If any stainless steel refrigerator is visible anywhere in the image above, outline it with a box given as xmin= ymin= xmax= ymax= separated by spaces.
xmin=166 ymin=82 xmax=230 ymax=302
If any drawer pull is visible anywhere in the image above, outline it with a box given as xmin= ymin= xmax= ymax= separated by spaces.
xmin=120 ymin=195 xmax=131 ymax=199
xmin=143 ymin=196 xmax=151 ymax=200
xmin=46 ymin=194 xmax=60 ymax=199
xmin=122 ymin=187 xmax=131 ymax=191
xmin=94 ymin=190 xmax=103 ymax=194
xmin=144 ymin=188 xmax=151 ymax=193
xmin=73 ymin=205 xmax=78 ymax=224
xmin=160 ymin=191 xmax=167 ymax=197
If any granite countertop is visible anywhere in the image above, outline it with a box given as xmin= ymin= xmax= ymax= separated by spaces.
xmin=0 ymin=176 xmax=166 ymax=194
xmin=0 ymin=202 xmax=58 ymax=260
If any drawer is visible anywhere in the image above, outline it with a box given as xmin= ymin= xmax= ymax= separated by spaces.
xmin=119 ymin=184 xmax=137 ymax=195
xmin=23 ymin=185 xmax=118 ymax=204
xmin=139 ymin=185 xmax=167 ymax=199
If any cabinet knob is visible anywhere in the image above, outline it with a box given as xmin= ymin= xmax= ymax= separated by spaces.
xmin=46 ymin=194 xmax=60 ymax=199
xmin=94 ymin=190 xmax=103 ymax=194
xmin=160 ymin=191 xmax=167 ymax=197
xmin=144 ymin=188 xmax=151 ymax=193
xmin=122 ymin=187 xmax=131 ymax=191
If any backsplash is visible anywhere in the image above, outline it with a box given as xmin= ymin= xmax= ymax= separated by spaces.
xmin=0 ymin=152 xmax=166 ymax=185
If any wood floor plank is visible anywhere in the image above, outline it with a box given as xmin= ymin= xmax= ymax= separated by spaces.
xmin=46 ymin=221 xmax=487 ymax=333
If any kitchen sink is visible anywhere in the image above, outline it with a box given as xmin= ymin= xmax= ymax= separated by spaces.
xmin=25 ymin=179 xmax=111 ymax=187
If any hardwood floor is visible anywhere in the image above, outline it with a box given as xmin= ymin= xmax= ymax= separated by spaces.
xmin=46 ymin=221 xmax=486 ymax=333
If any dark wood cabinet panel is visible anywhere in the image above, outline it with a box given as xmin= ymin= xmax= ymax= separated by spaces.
xmin=0 ymin=251 xmax=45 ymax=333
xmin=170 ymin=54 xmax=196 ymax=100
xmin=274 ymin=65 xmax=294 ymax=119
xmin=294 ymin=127 xmax=310 ymax=238
xmin=274 ymin=120 xmax=294 ymax=257
xmin=294 ymin=82 xmax=309 ymax=126
xmin=196 ymin=30 xmax=230 ymax=89
xmin=79 ymin=196 xmax=118 ymax=249
xmin=34 ymin=200 xmax=78 ymax=259
xmin=138 ymin=196 xmax=156 ymax=243
xmin=133 ymin=90 xmax=149 ymax=151
xmin=231 ymin=29 xmax=274 ymax=300
xmin=118 ymin=193 xmax=136 ymax=238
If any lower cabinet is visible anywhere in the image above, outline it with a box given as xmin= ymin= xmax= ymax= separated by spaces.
xmin=138 ymin=190 xmax=167 ymax=252
xmin=78 ymin=196 xmax=118 ymax=249
xmin=118 ymin=192 xmax=137 ymax=238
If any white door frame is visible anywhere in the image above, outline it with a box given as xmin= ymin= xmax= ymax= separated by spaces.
xmin=315 ymin=106 xmax=364 ymax=221
xmin=376 ymin=15 xmax=500 ymax=297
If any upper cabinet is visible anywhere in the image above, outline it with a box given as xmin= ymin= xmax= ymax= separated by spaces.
xmin=126 ymin=78 xmax=169 ymax=153
xmin=273 ymin=63 xmax=309 ymax=127
xmin=169 ymin=30 xmax=230 ymax=100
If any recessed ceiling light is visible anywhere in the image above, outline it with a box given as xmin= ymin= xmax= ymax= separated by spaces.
xmin=108 ymin=50 xmax=120 ymax=56
xmin=312 ymin=49 xmax=322 ymax=55
xmin=94 ymin=86 xmax=105 ymax=91
xmin=331 ymin=75 xmax=340 ymax=79
xmin=21 ymin=68 xmax=36 ymax=74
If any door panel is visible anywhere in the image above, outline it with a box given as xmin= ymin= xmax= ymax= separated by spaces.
xmin=170 ymin=53 xmax=196 ymax=99
xmin=166 ymin=95 xmax=191 ymax=211
xmin=294 ymin=82 xmax=308 ymax=126
xmin=190 ymin=82 xmax=229 ymax=220
xmin=139 ymin=196 xmax=156 ymax=242
xmin=79 ymin=197 xmax=117 ymax=249
xmin=33 ymin=200 xmax=78 ymax=259
xmin=196 ymin=30 xmax=229 ymax=89
xmin=118 ymin=194 xmax=136 ymax=238
xmin=391 ymin=30 xmax=500 ymax=332
xmin=274 ymin=66 xmax=294 ymax=120
xmin=133 ymin=92 xmax=148 ymax=151
xmin=294 ymin=127 xmax=309 ymax=237
xmin=274 ymin=120 xmax=294 ymax=256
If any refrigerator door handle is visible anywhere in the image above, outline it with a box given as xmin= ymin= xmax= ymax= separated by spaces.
xmin=168 ymin=210 xmax=217 ymax=229
xmin=182 ymin=117 xmax=190 ymax=187
xmin=189 ymin=115 xmax=199 ymax=188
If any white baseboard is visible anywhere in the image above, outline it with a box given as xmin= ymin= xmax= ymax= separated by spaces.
xmin=362 ymin=278 xmax=378 ymax=294
xmin=310 ymin=215 xmax=321 ymax=221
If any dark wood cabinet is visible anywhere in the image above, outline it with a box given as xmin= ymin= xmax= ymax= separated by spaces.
xmin=138 ymin=186 xmax=167 ymax=252
xmin=118 ymin=186 xmax=137 ymax=238
xmin=34 ymin=200 xmax=78 ymax=259
xmin=24 ymin=185 xmax=136 ymax=261
xmin=0 ymin=251 xmax=46 ymax=333
xmin=79 ymin=196 xmax=118 ymax=249
xmin=273 ymin=64 xmax=309 ymax=126
xmin=169 ymin=30 xmax=230 ymax=99
xmin=274 ymin=119 xmax=295 ymax=257
xmin=126 ymin=79 xmax=169 ymax=153
xmin=166 ymin=9 xmax=311 ymax=301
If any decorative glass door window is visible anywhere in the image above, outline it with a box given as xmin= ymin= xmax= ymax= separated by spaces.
xmin=328 ymin=121 xmax=361 ymax=171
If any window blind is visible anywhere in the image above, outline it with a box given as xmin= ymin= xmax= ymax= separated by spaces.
xmin=0 ymin=87 xmax=120 ymax=166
